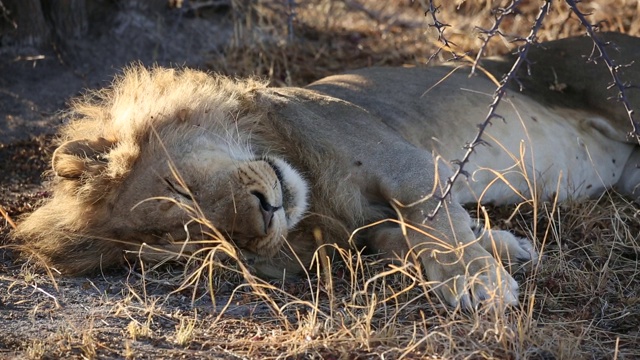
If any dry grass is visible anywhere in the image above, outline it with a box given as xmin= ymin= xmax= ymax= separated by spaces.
xmin=209 ymin=0 xmax=640 ymax=85
xmin=1 ymin=0 xmax=639 ymax=359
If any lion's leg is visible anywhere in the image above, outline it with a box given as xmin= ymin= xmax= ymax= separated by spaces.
xmin=417 ymin=205 xmax=518 ymax=309
xmin=366 ymin=208 xmax=519 ymax=310
xmin=364 ymin=153 xmax=521 ymax=309
xmin=470 ymin=222 xmax=538 ymax=274
xmin=369 ymin=222 xmax=539 ymax=275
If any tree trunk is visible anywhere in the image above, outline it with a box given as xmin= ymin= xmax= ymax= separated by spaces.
xmin=47 ymin=0 xmax=88 ymax=41
xmin=0 ymin=0 xmax=88 ymax=53
xmin=0 ymin=0 xmax=49 ymax=50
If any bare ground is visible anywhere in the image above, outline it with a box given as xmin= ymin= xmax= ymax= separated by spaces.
xmin=1 ymin=1 xmax=639 ymax=359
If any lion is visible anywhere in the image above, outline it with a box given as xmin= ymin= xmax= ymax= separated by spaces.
xmin=13 ymin=32 xmax=640 ymax=310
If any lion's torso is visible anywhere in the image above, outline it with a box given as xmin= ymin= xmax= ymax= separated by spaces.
xmin=304 ymin=66 xmax=636 ymax=204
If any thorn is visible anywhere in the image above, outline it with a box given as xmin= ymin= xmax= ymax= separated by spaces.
xmin=491 ymin=113 xmax=506 ymax=122
xmin=474 ymin=139 xmax=491 ymax=147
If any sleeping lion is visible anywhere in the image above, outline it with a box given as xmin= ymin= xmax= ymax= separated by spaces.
xmin=14 ymin=33 xmax=640 ymax=309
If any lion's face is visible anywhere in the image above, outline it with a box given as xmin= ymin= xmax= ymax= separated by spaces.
xmin=52 ymin=129 xmax=309 ymax=260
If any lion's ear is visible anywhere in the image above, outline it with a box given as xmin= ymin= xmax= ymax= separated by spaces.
xmin=52 ymin=138 xmax=115 ymax=179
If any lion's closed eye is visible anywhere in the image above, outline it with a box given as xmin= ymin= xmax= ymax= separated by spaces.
xmin=163 ymin=177 xmax=194 ymax=201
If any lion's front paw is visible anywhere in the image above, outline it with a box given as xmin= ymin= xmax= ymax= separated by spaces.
xmin=473 ymin=225 xmax=539 ymax=274
xmin=427 ymin=256 xmax=519 ymax=310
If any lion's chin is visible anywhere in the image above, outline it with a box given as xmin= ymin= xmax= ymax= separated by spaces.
xmin=241 ymin=249 xmax=296 ymax=280
xmin=231 ymin=220 xmax=287 ymax=257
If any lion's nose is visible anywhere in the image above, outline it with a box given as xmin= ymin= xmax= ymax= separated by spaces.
xmin=251 ymin=191 xmax=281 ymax=233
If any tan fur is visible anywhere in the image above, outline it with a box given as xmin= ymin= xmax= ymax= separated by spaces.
xmin=14 ymin=33 xmax=640 ymax=309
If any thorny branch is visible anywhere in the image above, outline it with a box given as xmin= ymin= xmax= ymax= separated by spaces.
xmin=424 ymin=1 xmax=456 ymax=62
xmin=428 ymin=0 xmax=551 ymax=220
xmin=471 ymin=0 xmax=525 ymax=75
xmin=565 ymin=0 xmax=640 ymax=141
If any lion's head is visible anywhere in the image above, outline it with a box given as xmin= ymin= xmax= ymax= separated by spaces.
xmin=16 ymin=67 xmax=309 ymax=274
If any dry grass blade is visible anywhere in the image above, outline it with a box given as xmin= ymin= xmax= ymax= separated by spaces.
xmin=0 ymin=204 xmax=17 ymax=230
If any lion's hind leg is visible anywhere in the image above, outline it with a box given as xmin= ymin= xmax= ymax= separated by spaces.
xmin=471 ymin=222 xmax=538 ymax=275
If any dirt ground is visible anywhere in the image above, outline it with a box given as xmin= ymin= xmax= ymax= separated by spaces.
xmin=1 ymin=1 xmax=639 ymax=359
